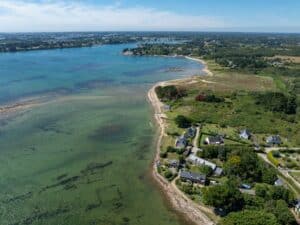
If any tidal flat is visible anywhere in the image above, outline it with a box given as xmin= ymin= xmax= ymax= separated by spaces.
xmin=0 ymin=44 xmax=204 ymax=225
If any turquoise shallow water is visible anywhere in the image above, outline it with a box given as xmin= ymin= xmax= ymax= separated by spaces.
xmin=0 ymin=44 xmax=204 ymax=225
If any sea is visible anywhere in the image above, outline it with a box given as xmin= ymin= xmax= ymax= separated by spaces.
xmin=0 ymin=44 xmax=204 ymax=225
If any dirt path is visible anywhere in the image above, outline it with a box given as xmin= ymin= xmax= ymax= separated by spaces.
xmin=193 ymin=126 xmax=200 ymax=148
xmin=148 ymin=82 xmax=216 ymax=225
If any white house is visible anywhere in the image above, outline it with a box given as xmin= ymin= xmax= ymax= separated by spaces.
xmin=239 ymin=129 xmax=251 ymax=140
xmin=187 ymin=154 xmax=217 ymax=170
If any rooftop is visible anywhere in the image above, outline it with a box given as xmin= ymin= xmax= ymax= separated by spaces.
xmin=180 ymin=170 xmax=206 ymax=181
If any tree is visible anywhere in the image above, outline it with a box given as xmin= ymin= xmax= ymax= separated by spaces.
xmin=202 ymin=181 xmax=244 ymax=213
xmin=260 ymin=163 xmax=277 ymax=185
xmin=178 ymin=155 xmax=185 ymax=164
xmin=155 ymin=85 xmax=186 ymax=101
xmin=220 ymin=210 xmax=280 ymax=225
xmin=286 ymin=94 xmax=297 ymax=114
xmin=224 ymin=155 xmax=241 ymax=175
xmin=175 ymin=115 xmax=192 ymax=128
xmin=224 ymin=149 xmax=261 ymax=182
xmin=265 ymin=200 xmax=297 ymax=225
xmin=160 ymin=152 xmax=167 ymax=158
xmin=243 ymin=194 xmax=264 ymax=210
xmin=199 ymin=165 xmax=214 ymax=177
xmin=255 ymin=184 xmax=294 ymax=205
xmin=270 ymin=186 xmax=294 ymax=205
xmin=164 ymin=170 xmax=173 ymax=179
xmin=223 ymin=147 xmax=277 ymax=184
xmin=255 ymin=184 xmax=268 ymax=199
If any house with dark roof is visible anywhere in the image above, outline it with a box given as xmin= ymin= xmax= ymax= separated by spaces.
xmin=239 ymin=129 xmax=251 ymax=140
xmin=205 ymin=135 xmax=224 ymax=145
xmin=184 ymin=126 xmax=197 ymax=139
xmin=180 ymin=170 xmax=208 ymax=185
xmin=168 ymin=159 xmax=180 ymax=168
xmin=175 ymin=135 xmax=187 ymax=149
xmin=266 ymin=135 xmax=282 ymax=145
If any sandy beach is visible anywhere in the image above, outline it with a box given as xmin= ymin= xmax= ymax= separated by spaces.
xmin=147 ymin=79 xmax=216 ymax=225
xmin=185 ymin=56 xmax=213 ymax=76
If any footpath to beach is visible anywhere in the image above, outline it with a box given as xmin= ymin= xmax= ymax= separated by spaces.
xmin=147 ymin=79 xmax=216 ymax=225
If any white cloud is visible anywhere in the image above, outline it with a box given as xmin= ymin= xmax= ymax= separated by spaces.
xmin=0 ymin=0 xmax=225 ymax=32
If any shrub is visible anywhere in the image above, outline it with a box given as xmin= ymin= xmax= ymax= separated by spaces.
xmin=155 ymin=85 xmax=186 ymax=101
xmin=254 ymin=92 xmax=297 ymax=114
xmin=195 ymin=94 xmax=206 ymax=101
xmin=166 ymin=146 xmax=177 ymax=153
xmin=160 ymin=152 xmax=167 ymax=158
xmin=176 ymin=148 xmax=185 ymax=155
xmin=267 ymin=151 xmax=280 ymax=167
xmin=272 ymin=151 xmax=281 ymax=158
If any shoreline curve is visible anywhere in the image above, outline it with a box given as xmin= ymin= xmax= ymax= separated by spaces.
xmin=147 ymin=80 xmax=216 ymax=225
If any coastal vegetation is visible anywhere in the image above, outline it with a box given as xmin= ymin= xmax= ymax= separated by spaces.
xmin=147 ymin=33 xmax=300 ymax=225
xmin=155 ymin=74 xmax=299 ymax=224
xmin=155 ymin=85 xmax=187 ymax=101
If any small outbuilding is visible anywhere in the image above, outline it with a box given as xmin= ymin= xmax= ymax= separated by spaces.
xmin=274 ymin=178 xmax=284 ymax=186
xmin=239 ymin=129 xmax=251 ymax=140
xmin=184 ymin=126 xmax=197 ymax=138
xmin=214 ymin=167 xmax=223 ymax=177
xmin=175 ymin=136 xmax=187 ymax=149
xmin=266 ymin=135 xmax=282 ymax=145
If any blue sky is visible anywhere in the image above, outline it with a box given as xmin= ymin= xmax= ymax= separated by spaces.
xmin=0 ymin=0 xmax=299 ymax=32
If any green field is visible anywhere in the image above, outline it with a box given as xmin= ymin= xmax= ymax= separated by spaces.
xmin=164 ymin=71 xmax=300 ymax=147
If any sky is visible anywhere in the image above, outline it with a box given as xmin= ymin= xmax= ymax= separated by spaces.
xmin=0 ymin=0 xmax=299 ymax=33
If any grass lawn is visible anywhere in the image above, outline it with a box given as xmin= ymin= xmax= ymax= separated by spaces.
xmin=160 ymin=133 xmax=175 ymax=153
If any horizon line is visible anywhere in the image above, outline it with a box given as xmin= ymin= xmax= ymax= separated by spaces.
xmin=1 ymin=30 xmax=300 ymax=35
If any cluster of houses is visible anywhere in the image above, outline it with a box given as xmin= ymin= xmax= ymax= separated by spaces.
xmin=172 ymin=126 xmax=223 ymax=185
xmin=239 ymin=129 xmax=282 ymax=146
xmin=163 ymin=126 xmax=283 ymax=186
xmin=204 ymin=128 xmax=281 ymax=147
